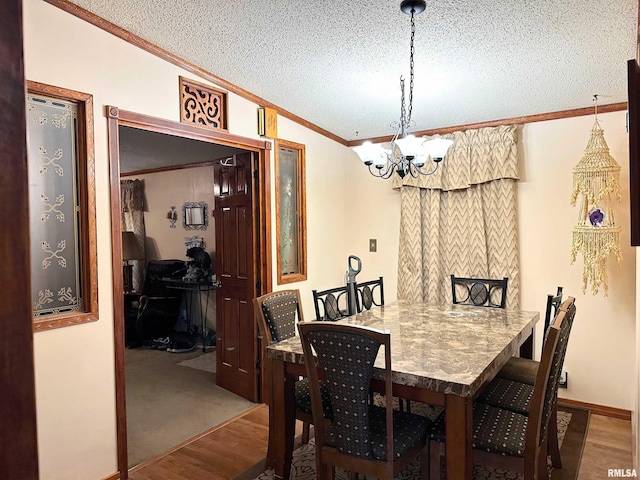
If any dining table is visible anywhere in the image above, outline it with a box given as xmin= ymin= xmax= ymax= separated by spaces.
xmin=263 ymin=300 xmax=539 ymax=480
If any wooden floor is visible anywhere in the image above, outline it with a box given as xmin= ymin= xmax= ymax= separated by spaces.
xmin=128 ymin=404 xmax=633 ymax=479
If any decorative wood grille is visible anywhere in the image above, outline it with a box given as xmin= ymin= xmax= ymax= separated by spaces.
xmin=179 ymin=76 xmax=228 ymax=131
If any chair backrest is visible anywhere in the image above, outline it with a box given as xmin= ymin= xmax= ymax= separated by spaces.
xmin=525 ymin=297 xmax=576 ymax=474
xmin=450 ymin=275 xmax=508 ymax=308
xmin=253 ymin=290 xmax=304 ymax=344
xmin=355 ymin=277 xmax=385 ymax=312
xmin=312 ymin=285 xmax=350 ymax=321
xmin=542 ymin=286 xmax=564 ymax=344
xmin=298 ymin=321 xmax=394 ymax=463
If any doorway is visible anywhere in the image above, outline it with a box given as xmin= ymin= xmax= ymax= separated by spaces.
xmin=107 ymin=106 xmax=272 ymax=478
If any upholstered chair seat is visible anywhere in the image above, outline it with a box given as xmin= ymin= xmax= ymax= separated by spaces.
xmin=477 ymin=377 xmax=533 ymax=415
xmin=428 ymin=402 xmax=529 ymax=457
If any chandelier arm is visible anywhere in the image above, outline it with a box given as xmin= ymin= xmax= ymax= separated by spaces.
xmin=413 ymin=161 xmax=440 ymax=176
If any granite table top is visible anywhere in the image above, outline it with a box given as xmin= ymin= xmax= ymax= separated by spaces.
xmin=265 ymin=300 xmax=539 ymax=397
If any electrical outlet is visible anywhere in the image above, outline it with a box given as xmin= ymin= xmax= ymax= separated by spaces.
xmin=369 ymin=239 xmax=377 ymax=252
xmin=559 ymin=370 xmax=568 ymax=388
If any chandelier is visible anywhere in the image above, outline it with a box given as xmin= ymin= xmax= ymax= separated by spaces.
xmin=353 ymin=0 xmax=453 ymax=179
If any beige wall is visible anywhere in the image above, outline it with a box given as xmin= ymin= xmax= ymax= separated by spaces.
xmin=130 ymin=166 xmax=217 ymax=329
xmin=23 ymin=0 xmax=352 ymax=478
xmin=519 ymin=112 xmax=635 ymax=410
xmin=344 ymin=111 xmax=636 ymax=411
xmin=131 ymin=166 xmax=216 ymax=262
xmin=22 ymin=0 xmax=638 ymax=478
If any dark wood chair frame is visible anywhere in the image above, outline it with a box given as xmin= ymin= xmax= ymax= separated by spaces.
xmin=429 ymin=298 xmax=575 ymax=480
xmin=493 ymin=286 xmax=566 ymax=468
xmin=451 ymin=275 xmax=509 ymax=308
xmin=298 ymin=321 xmax=428 ymax=480
xmin=253 ymin=289 xmax=314 ymax=444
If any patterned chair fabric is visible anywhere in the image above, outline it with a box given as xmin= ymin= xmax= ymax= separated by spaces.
xmin=498 ymin=286 xmax=564 ymax=385
xmin=312 ymin=285 xmax=350 ymax=321
xmin=253 ymin=289 xmax=333 ymax=443
xmin=428 ymin=298 xmax=575 ymax=480
xmin=476 ymin=377 xmax=533 ymax=415
xmin=450 ymin=275 xmax=509 ymax=308
xmin=298 ymin=321 xmax=430 ymax=477
xmin=355 ymin=277 xmax=385 ymax=312
xmin=429 ymin=402 xmax=529 ymax=457
xmin=261 ymin=291 xmax=299 ymax=342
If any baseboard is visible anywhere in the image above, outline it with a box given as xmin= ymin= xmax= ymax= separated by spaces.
xmin=100 ymin=473 xmax=120 ymax=480
xmin=558 ymin=397 xmax=632 ymax=421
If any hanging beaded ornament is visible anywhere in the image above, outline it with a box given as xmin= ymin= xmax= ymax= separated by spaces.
xmin=570 ymin=106 xmax=622 ymax=296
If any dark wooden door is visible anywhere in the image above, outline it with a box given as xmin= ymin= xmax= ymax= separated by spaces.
xmin=214 ymin=152 xmax=259 ymax=402
xmin=0 ymin=0 xmax=40 ymax=477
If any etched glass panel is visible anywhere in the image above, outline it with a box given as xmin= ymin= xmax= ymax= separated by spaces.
xmin=279 ymin=147 xmax=299 ymax=275
xmin=27 ymin=94 xmax=84 ymax=317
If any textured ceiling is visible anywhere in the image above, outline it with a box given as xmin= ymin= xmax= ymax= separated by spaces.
xmin=70 ymin=0 xmax=637 ymax=142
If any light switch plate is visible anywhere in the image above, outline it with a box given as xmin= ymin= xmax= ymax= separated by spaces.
xmin=369 ymin=239 xmax=377 ymax=252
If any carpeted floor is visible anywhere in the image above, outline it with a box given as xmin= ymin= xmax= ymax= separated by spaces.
xmin=177 ymin=350 xmax=216 ymax=373
xmin=254 ymin=404 xmax=589 ymax=480
xmin=126 ymin=348 xmax=254 ymax=468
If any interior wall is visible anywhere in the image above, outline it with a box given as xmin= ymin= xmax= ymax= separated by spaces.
xmin=519 ymin=111 xmax=634 ymax=410
xmin=344 ymin=111 xmax=636 ymax=411
xmin=23 ymin=0 xmax=353 ymax=478
xmin=129 ymin=166 xmax=216 ymax=262
xmin=271 ymin=115 xmax=352 ymax=317
xmin=128 ymin=165 xmax=216 ymax=330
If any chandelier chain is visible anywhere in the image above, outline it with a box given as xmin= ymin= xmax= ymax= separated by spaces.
xmin=407 ymin=8 xmax=416 ymax=126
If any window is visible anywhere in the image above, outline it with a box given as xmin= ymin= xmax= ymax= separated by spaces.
xmin=26 ymin=81 xmax=98 ymax=331
xmin=275 ymin=139 xmax=307 ymax=284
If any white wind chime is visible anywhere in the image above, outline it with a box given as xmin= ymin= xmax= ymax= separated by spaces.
xmin=570 ymin=96 xmax=622 ymax=296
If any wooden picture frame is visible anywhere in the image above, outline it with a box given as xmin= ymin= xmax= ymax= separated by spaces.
xmin=275 ymin=139 xmax=307 ymax=284
xmin=26 ymin=81 xmax=98 ymax=331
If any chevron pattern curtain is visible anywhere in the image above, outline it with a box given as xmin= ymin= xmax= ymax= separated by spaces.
xmin=393 ymin=125 xmax=520 ymax=308
xmin=121 ymin=179 xmax=146 ymax=292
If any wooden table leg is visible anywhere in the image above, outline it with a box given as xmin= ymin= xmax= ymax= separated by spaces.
xmin=519 ymin=326 xmax=535 ymax=359
xmin=445 ymin=394 xmax=473 ymax=479
xmin=268 ymin=359 xmax=296 ymax=480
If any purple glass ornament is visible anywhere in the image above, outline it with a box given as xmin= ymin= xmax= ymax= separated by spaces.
xmin=589 ymin=208 xmax=604 ymax=227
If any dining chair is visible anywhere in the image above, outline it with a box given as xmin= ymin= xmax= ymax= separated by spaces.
xmin=497 ymin=287 xmax=564 ymax=385
xmin=355 ymin=276 xmax=385 ymax=312
xmin=312 ymin=285 xmax=351 ymax=321
xmin=427 ymin=297 xmax=574 ymax=480
xmin=475 ymin=296 xmax=575 ymax=469
xmin=450 ymin=275 xmax=508 ymax=308
xmin=253 ymin=290 xmax=332 ymax=444
xmin=298 ymin=321 xmax=431 ymax=480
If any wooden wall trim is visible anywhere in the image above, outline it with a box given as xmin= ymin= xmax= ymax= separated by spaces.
xmin=347 ymin=102 xmax=628 ymax=146
xmin=108 ymin=106 xmax=272 ymax=478
xmin=99 ymin=473 xmax=120 ymax=480
xmin=44 ymin=0 xmax=346 ymax=147
xmin=111 ymin=106 xmax=271 ymax=151
xmin=558 ymin=397 xmax=632 ymax=421
xmin=0 ymin=0 xmax=39 ymax=477
xmin=121 ymin=160 xmax=216 ymax=178
xmin=107 ymin=112 xmax=129 ymax=480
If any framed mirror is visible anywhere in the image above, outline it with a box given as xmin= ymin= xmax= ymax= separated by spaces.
xmin=183 ymin=201 xmax=208 ymax=230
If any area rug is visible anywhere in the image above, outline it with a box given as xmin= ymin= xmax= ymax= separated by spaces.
xmin=254 ymin=405 xmax=589 ymax=480
xmin=177 ymin=350 xmax=216 ymax=373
